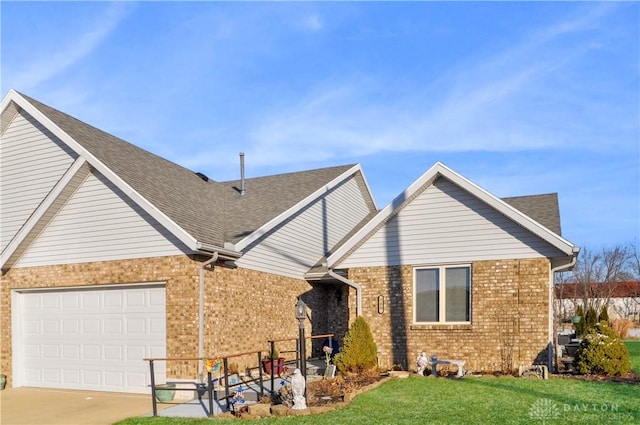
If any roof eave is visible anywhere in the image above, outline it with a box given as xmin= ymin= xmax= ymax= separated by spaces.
xmin=5 ymin=90 xmax=203 ymax=253
xmin=232 ymin=164 xmax=363 ymax=252
xmin=328 ymin=161 xmax=578 ymax=267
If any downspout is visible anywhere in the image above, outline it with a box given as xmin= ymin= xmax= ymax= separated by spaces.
xmin=548 ymin=248 xmax=580 ymax=372
xmin=198 ymin=252 xmax=218 ymax=382
xmin=327 ymin=270 xmax=362 ymax=317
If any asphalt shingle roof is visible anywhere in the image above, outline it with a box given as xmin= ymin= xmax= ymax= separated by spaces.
xmin=19 ymin=93 xmax=360 ymax=250
xmin=14 ymin=92 xmax=563 ymax=254
xmin=502 ymin=193 xmax=562 ymax=236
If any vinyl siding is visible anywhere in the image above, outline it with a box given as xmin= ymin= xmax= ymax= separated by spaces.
xmin=339 ymin=177 xmax=564 ymax=268
xmin=237 ymin=177 xmax=370 ymax=279
xmin=1 ymin=111 xmax=78 ymax=250
xmin=14 ymin=171 xmax=188 ymax=267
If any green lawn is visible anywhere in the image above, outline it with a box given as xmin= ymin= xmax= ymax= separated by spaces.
xmin=625 ymin=340 xmax=640 ymax=374
xmin=114 ymin=344 xmax=640 ymax=425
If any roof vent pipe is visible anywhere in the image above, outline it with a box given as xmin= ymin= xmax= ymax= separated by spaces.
xmin=240 ymin=152 xmax=246 ymax=196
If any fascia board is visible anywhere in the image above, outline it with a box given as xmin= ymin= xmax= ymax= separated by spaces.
xmin=5 ymin=91 xmax=200 ymax=252
xmin=233 ymin=164 xmax=363 ymax=252
xmin=436 ymin=162 xmax=576 ymax=255
xmin=0 ymin=157 xmax=89 ymax=269
xmin=0 ymin=90 xmax=18 ymax=114
xmin=327 ymin=162 xmax=442 ymax=267
xmin=353 ymin=165 xmax=378 ymax=211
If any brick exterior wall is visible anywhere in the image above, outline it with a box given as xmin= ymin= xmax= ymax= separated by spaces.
xmin=0 ymin=255 xmax=340 ymax=387
xmin=347 ymin=258 xmax=551 ymax=373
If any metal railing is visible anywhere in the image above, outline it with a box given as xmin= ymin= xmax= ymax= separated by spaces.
xmin=144 ymin=350 xmax=265 ymax=416
xmin=144 ymin=333 xmax=334 ymax=417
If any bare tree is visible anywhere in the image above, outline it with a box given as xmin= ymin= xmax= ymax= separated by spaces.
xmin=565 ymin=245 xmax=630 ymax=312
xmin=623 ymin=241 xmax=640 ymax=322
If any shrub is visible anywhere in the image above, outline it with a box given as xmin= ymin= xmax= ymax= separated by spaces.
xmin=611 ymin=318 xmax=634 ymax=339
xmin=574 ymin=305 xmax=586 ymax=337
xmin=575 ymin=322 xmax=631 ymax=376
xmin=599 ymin=306 xmax=609 ymax=323
xmin=334 ymin=316 xmax=378 ymax=374
xmin=585 ymin=306 xmax=598 ymax=331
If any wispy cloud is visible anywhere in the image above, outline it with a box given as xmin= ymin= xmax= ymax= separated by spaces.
xmin=6 ymin=2 xmax=132 ymax=91
xmin=300 ymin=13 xmax=323 ymax=32
xmin=242 ymin=3 xmax=632 ymax=167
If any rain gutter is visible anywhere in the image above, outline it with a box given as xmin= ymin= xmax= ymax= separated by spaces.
xmin=327 ymin=270 xmax=362 ymax=317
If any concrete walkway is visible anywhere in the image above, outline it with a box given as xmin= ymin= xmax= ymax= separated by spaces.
xmin=0 ymin=388 xmax=162 ymax=425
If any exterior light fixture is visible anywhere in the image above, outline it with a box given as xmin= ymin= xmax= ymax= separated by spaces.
xmin=295 ymin=298 xmax=307 ymax=380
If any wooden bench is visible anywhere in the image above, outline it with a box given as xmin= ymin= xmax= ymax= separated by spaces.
xmin=431 ymin=359 xmax=466 ymax=377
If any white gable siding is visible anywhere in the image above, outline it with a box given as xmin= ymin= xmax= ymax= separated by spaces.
xmin=338 ymin=178 xmax=564 ymax=268
xmin=14 ymin=171 xmax=188 ymax=267
xmin=1 ymin=111 xmax=78 ymax=251
xmin=237 ymin=177 xmax=370 ymax=279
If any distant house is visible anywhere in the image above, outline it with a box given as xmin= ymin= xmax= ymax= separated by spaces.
xmin=0 ymin=90 xmax=578 ymax=393
xmin=555 ymin=281 xmax=640 ymax=322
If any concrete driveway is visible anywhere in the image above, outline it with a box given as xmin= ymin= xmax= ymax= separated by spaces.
xmin=0 ymin=388 xmax=166 ymax=425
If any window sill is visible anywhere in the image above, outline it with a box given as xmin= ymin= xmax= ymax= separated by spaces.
xmin=410 ymin=324 xmax=473 ymax=331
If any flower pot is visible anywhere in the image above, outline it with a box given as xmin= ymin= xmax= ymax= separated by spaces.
xmin=0 ymin=375 xmax=6 ymax=390
xmin=571 ymin=315 xmax=582 ymax=324
xmin=155 ymin=383 xmax=176 ymax=402
xmin=262 ymin=358 xmax=285 ymax=375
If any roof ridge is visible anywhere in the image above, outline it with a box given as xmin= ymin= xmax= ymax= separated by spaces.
xmin=220 ymin=163 xmax=357 ymax=184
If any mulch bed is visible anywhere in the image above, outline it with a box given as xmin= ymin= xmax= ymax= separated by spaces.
xmin=305 ymin=372 xmax=385 ymax=406
xmin=554 ymin=371 xmax=640 ymax=384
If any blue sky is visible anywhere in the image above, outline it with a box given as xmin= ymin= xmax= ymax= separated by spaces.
xmin=2 ymin=1 xmax=638 ymax=250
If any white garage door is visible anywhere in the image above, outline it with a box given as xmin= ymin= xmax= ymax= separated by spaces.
xmin=13 ymin=284 xmax=166 ymax=394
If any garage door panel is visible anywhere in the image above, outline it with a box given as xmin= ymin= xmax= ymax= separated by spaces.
xmin=127 ymin=372 xmax=147 ymax=388
xmin=84 ymin=370 xmax=101 ymax=386
xmin=83 ymin=345 xmax=101 ymax=360
xmin=127 ymin=317 xmax=147 ymax=333
xmin=105 ymin=318 xmax=123 ymax=333
xmin=104 ymin=292 xmax=123 ymax=308
xmin=43 ymin=368 xmax=60 ymax=384
xmin=105 ymin=371 xmax=124 ymax=386
xmin=43 ymin=344 xmax=60 ymax=359
xmin=43 ymin=320 xmax=59 ymax=333
xmin=83 ymin=318 xmax=101 ymax=333
xmin=62 ymin=344 xmax=80 ymax=359
xmin=42 ymin=295 xmax=59 ymax=309
xmin=15 ymin=285 xmax=166 ymax=393
xmin=62 ymin=293 xmax=80 ymax=309
xmin=82 ymin=292 xmax=101 ymax=307
xmin=62 ymin=319 xmax=80 ymax=334
xmin=63 ymin=369 xmax=81 ymax=384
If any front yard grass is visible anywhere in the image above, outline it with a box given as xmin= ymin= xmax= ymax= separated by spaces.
xmin=625 ymin=340 xmax=640 ymax=373
xmin=115 ymin=375 xmax=639 ymax=425
xmin=114 ymin=341 xmax=640 ymax=424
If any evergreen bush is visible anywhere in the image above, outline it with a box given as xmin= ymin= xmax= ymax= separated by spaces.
xmin=575 ymin=322 xmax=631 ymax=376
xmin=585 ymin=306 xmax=598 ymax=331
xmin=599 ymin=306 xmax=609 ymax=323
xmin=334 ymin=316 xmax=378 ymax=374
xmin=574 ymin=305 xmax=586 ymax=337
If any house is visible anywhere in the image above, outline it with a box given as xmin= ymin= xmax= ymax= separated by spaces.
xmin=555 ymin=281 xmax=640 ymax=323
xmin=1 ymin=90 xmax=578 ymax=394
xmin=0 ymin=90 xmax=376 ymax=393
xmin=307 ymin=164 xmax=579 ymax=373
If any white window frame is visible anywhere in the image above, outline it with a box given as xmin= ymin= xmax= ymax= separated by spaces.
xmin=413 ymin=264 xmax=472 ymax=324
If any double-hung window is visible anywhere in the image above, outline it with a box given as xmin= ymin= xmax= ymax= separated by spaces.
xmin=414 ymin=265 xmax=471 ymax=323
